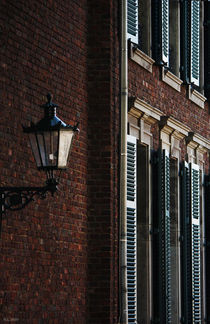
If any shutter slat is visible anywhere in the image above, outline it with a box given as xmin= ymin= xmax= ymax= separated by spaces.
xmin=181 ymin=162 xmax=192 ymax=322
xmin=127 ymin=135 xmax=137 ymax=323
xmin=205 ymin=175 xmax=210 ymax=316
xmin=158 ymin=149 xmax=172 ymax=323
xmin=161 ymin=0 xmax=169 ymax=64
xmin=152 ymin=0 xmax=169 ymax=65
xmin=127 ymin=0 xmax=138 ymax=43
xmin=191 ymin=0 xmax=200 ymax=86
xmin=181 ymin=162 xmax=202 ymax=322
xmin=191 ymin=164 xmax=201 ymax=323
xmin=204 ymin=3 xmax=210 ymax=98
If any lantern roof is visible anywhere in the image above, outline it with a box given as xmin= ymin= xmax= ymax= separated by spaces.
xmin=23 ymin=94 xmax=79 ymax=133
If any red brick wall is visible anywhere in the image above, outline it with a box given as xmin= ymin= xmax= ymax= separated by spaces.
xmin=0 ymin=0 xmax=89 ymax=323
xmin=0 ymin=0 xmax=121 ymax=323
xmin=87 ymin=0 xmax=120 ymax=323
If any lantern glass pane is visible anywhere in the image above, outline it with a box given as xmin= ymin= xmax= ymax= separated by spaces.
xmin=29 ymin=133 xmax=41 ymax=167
xmin=37 ymin=133 xmax=47 ymax=167
xmin=58 ymin=130 xmax=74 ymax=168
xmin=43 ymin=131 xmax=59 ymax=167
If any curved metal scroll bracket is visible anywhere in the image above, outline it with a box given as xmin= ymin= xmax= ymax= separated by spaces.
xmin=0 ymin=180 xmax=58 ymax=233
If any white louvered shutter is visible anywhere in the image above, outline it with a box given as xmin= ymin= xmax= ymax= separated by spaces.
xmin=127 ymin=0 xmax=138 ymax=43
xmin=190 ymin=163 xmax=201 ymax=323
xmin=181 ymin=162 xmax=192 ymax=323
xmin=161 ymin=0 xmax=169 ymax=65
xmin=204 ymin=2 xmax=210 ymax=98
xmin=205 ymin=174 xmax=210 ymax=315
xmin=152 ymin=0 xmax=169 ymax=65
xmin=191 ymin=0 xmax=200 ymax=86
xmin=127 ymin=135 xmax=137 ymax=324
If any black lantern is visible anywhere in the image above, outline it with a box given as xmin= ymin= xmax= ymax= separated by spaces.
xmin=23 ymin=94 xmax=79 ymax=180
xmin=0 ymin=94 xmax=79 ymax=224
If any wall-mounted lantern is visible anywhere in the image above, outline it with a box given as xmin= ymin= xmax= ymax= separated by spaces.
xmin=0 ymin=94 xmax=79 ymax=231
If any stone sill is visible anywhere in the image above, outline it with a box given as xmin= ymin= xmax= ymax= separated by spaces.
xmin=129 ymin=43 xmax=155 ymax=73
xmin=161 ymin=67 xmax=183 ymax=92
xmin=188 ymin=86 xmax=206 ymax=109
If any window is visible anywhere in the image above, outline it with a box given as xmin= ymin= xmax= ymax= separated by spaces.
xmin=138 ymin=0 xmax=152 ymax=55
xmin=152 ymin=0 xmax=181 ymax=76
xmin=128 ymin=0 xmax=206 ymax=90
xmin=152 ymin=0 xmax=169 ymax=66
xmin=180 ymin=0 xmax=203 ymax=88
xmin=128 ymin=0 xmax=180 ymax=74
xmin=137 ymin=143 xmax=151 ymax=323
xmin=127 ymin=100 xmax=210 ymax=323
xmin=127 ymin=0 xmax=152 ymax=56
xmin=169 ymin=0 xmax=180 ymax=76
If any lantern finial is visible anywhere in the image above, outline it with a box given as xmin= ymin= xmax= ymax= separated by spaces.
xmin=47 ymin=93 xmax=52 ymax=104
xmin=41 ymin=93 xmax=58 ymax=118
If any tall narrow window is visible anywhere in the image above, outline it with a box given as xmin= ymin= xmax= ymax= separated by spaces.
xmin=180 ymin=0 xmax=190 ymax=83
xmin=127 ymin=135 xmax=137 ymax=323
xmin=137 ymin=143 xmax=151 ymax=324
xmin=139 ymin=0 xmax=152 ymax=55
xmin=127 ymin=0 xmax=139 ymax=43
xmin=169 ymin=0 xmax=180 ymax=76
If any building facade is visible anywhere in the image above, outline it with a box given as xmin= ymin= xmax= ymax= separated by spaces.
xmin=0 ymin=0 xmax=209 ymax=324
xmin=126 ymin=1 xmax=210 ymax=323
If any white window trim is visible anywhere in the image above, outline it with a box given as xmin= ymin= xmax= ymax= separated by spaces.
xmin=161 ymin=67 xmax=183 ymax=92
xmin=129 ymin=43 xmax=155 ymax=73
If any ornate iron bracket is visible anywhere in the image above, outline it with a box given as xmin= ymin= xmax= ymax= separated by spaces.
xmin=0 ymin=180 xmax=58 ymax=233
